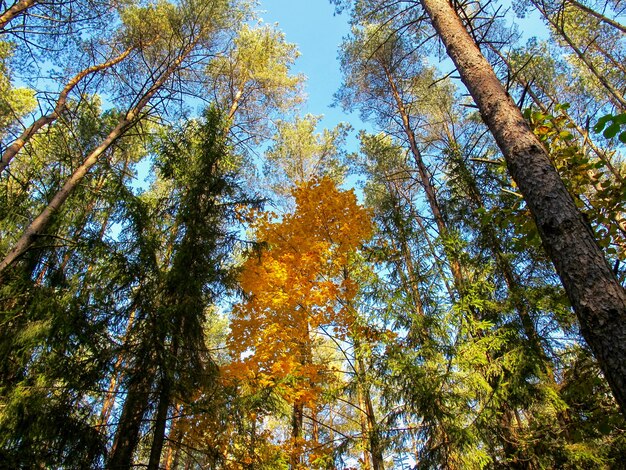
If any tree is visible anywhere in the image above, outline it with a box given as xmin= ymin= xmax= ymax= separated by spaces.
xmin=523 ymin=0 xmax=626 ymax=111
xmin=207 ymin=23 xmax=304 ymax=136
xmin=0 ymin=0 xmax=237 ymax=275
xmin=264 ymin=114 xmax=349 ymax=204
xmin=108 ymin=107 xmax=257 ymax=469
xmin=0 ymin=96 xmax=145 ymax=469
xmin=414 ymin=0 xmax=626 ymax=415
xmin=226 ymin=177 xmax=373 ymax=467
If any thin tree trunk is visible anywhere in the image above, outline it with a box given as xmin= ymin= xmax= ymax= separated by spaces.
xmin=0 ymin=36 xmax=199 ymax=276
xmin=413 ymin=212 xmax=456 ymax=300
xmin=227 ymin=88 xmax=244 ymax=120
xmin=355 ymin=353 xmax=384 ymax=470
xmin=450 ymin=149 xmax=548 ymax=362
xmin=311 ymin=406 xmax=319 ymax=447
xmin=357 ymin=387 xmax=374 ymax=470
xmin=382 ymin=178 xmax=426 ymax=318
xmin=147 ymin=330 xmax=179 ymax=470
xmin=420 ymin=0 xmax=626 ymax=415
xmin=532 ymin=0 xmax=626 ymax=111
xmin=0 ymin=117 xmax=136 ymax=275
xmin=566 ymin=0 xmax=626 ymax=34
xmin=164 ymin=404 xmax=183 ymax=470
xmin=489 ymin=44 xmax=623 ymax=182
xmin=0 ymin=0 xmax=38 ymax=30
xmin=108 ymin=370 xmax=152 ymax=469
xmin=99 ymin=311 xmax=136 ymax=428
xmin=147 ymin=379 xmax=171 ymax=470
xmin=499 ymin=408 xmax=533 ymax=469
xmin=291 ymin=402 xmax=304 ymax=469
xmin=590 ymin=39 xmax=626 ymax=77
xmin=0 ymin=46 xmax=133 ymax=175
xmin=383 ymin=64 xmax=466 ymax=294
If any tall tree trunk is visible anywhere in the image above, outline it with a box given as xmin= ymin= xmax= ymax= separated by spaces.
xmin=383 ymin=64 xmax=466 ymax=295
xmin=449 ymin=149 xmax=548 ymax=363
xmin=164 ymin=404 xmax=183 ymax=470
xmin=107 ymin=370 xmax=152 ymax=469
xmin=531 ymin=0 xmax=626 ymax=111
xmin=147 ymin=378 xmax=171 ymax=470
xmin=420 ymin=0 xmax=626 ymax=415
xmin=565 ymin=0 xmax=626 ymax=34
xmin=382 ymin=178 xmax=426 ymax=318
xmin=355 ymin=353 xmax=384 ymax=470
xmin=0 ymin=33 xmax=201 ymax=276
xmin=0 ymin=46 xmax=133 ymax=175
xmin=489 ymin=45 xmax=624 ymax=182
xmin=357 ymin=390 xmax=374 ymax=470
xmin=99 ymin=311 xmax=136 ymax=429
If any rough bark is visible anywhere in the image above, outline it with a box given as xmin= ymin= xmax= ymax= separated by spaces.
xmin=420 ymin=0 xmax=626 ymax=415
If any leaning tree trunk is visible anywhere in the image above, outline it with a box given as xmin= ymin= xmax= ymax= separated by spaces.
xmin=419 ymin=0 xmax=626 ymax=415
xmin=565 ymin=0 xmax=626 ymax=34
xmin=531 ymin=0 xmax=626 ymax=112
xmin=0 ymin=46 xmax=133 ymax=175
xmin=0 ymin=33 xmax=201 ymax=277
xmin=0 ymin=0 xmax=38 ymax=30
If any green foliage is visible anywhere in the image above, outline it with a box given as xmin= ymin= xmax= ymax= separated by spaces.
xmin=0 ymin=41 xmax=36 ymax=137
xmin=264 ymin=114 xmax=350 ymax=203
xmin=524 ymin=104 xmax=625 ymax=275
xmin=594 ymin=112 xmax=626 ymax=143
xmin=0 ymin=0 xmax=625 ymax=468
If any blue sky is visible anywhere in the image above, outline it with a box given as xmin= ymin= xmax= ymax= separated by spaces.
xmin=255 ymin=1 xmax=548 ymax=159
xmin=258 ymin=0 xmax=362 ymax=136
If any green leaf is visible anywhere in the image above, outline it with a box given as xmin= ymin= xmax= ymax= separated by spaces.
xmin=603 ymin=122 xmax=621 ymax=139
xmin=613 ymin=113 xmax=626 ymax=125
xmin=558 ymin=130 xmax=574 ymax=140
xmin=593 ymin=114 xmax=613 ymax=133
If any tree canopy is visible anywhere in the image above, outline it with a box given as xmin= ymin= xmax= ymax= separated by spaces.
xmin=0 ymin=0 xmax=625 ymax=468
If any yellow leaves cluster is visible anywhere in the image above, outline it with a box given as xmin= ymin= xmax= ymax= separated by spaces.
xmin=282 ymin=435 xmax=333 ymax=470
xmin=225 ymin=177 xmax=373 ymax=404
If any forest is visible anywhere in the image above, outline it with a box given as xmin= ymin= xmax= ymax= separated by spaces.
xmin=0 ymin=0 xmax=625 ymax=468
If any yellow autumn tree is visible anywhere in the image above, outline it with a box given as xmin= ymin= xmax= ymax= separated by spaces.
xmin=225 ymin=176 xmax=373 ymax=468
